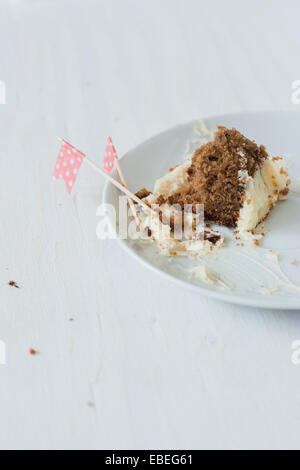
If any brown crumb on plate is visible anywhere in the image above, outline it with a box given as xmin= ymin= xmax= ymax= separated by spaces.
xmin=203 ymin=231 xmax=221 ymax=245
xmin=135 ymin=188 xmax=152 ymax=200
xmin=169 ymin=165 xmax=179 ymax=172
xmin=280 ymin=167 xmax=288 ymax=176
xmin=29 ymin=348 xmax=38 ymax=355
xmin=155 ymin=194 xmax=166 ymax=206
xmin=280 ymin=187 xmax=290 ymax=197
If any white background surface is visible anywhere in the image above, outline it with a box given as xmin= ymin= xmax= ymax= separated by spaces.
xmin=1 ymin=0 xmax=300 ymax=450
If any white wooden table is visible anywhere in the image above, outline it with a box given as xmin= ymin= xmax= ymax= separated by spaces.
xmin=0 ymin=0 xmax=300 ymax=450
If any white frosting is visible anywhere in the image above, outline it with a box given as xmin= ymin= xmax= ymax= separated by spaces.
xmin=188 ymin=265 xmax=217 ymax=284
xmin=237 ymin=157 xmax=289 ymax=243
xmin=238 ymin=169 xmax=251 ymax=186
xmin=153 ymin=158 xmax=191 ymax=197
xmin=187 ymin=264 xmax=231 ymax=290
xmin=258 ymin=286 xmax=280 ymax=295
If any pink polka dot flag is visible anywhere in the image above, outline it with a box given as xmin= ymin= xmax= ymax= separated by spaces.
xmin=104 ymin=136 xmax=117 ymax=173
xmin=53 ymin=140 xmax=85 ymax=194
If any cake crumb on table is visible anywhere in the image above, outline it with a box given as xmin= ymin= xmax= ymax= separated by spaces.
xmin=29 ymin=348 xmax=38 ymax=355
xmin=291 ymin=259 xmax=298 ymax=266
xmin=8 ymin=281 xmax=19 ymax=288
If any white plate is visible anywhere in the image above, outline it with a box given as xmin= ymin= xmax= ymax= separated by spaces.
xmin=103 ymin=112 xmax=300 ymax=309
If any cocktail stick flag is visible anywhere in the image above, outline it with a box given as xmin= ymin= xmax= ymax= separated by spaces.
xmin=104 ymin=137 xmax=117 ymax=173
xmin=54 ymin=137 xmax=154 ymax=223
xmin=104 ymin=136 xmax=141 ymax=227
xmin=53 ymin=139 xmax=84 ymax=194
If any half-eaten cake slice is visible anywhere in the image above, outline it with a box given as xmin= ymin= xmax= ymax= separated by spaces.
xmin=137 ymin=126 xmax=290 ymax=247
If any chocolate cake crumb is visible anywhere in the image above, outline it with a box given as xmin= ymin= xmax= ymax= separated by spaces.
xmin=203 ymin=231 xmax=221 ymax=245
xmin=135 ymin=188 xmax=152 ymax=200
xmin=280 ymin=187 xmax=290 ymax=197
xmin=29 ymin=348 xmax=38 ymax=355
xmin=8 ymin=281 xmax=19 ymax=288
xmin=155 ymin=194 xmax=166 ymax=206
xmin=169 ymin=165 xmax=179 ymax=172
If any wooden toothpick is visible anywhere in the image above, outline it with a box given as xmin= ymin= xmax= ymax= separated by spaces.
xmin=114 ymin=158 xmax=141 ymax=228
